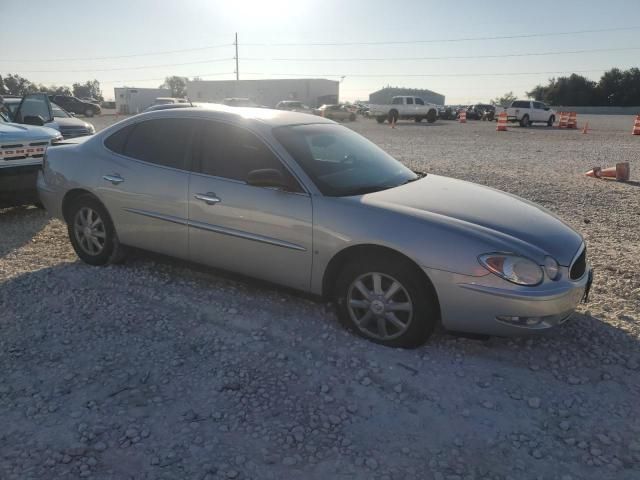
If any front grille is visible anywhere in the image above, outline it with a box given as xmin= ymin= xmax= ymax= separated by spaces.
xmin=1 ymin=142 xmax=47 ymax=161
xmin=570 ymin=246 xmax=587 ymax=280
xmin=59 ymin=127 xmax=91 ymax=138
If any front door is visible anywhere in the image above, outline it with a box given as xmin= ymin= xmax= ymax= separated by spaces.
xmin=188 ymin=119 xmax=313 ymax=291
xmin=13 ymin=93 xmax=53 ymax=125
xmin=95 ymin=117 xmax=195 ymax=259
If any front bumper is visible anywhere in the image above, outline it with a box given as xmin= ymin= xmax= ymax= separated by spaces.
xmin=425 ymin=265 xmax=592 ymax=336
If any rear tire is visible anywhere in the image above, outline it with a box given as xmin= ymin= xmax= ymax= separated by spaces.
xmin=520 ymin=114 xmax=530 ymax=127
xmin=67 ymin=195 xmax=126 ymax=266
xmin=334 ymin=254 xmax=439 ymax=348
xmin=426 ymin=109 xmax=437 ymax=123
xmin=84 ymin=108 xmax=94 ymax=117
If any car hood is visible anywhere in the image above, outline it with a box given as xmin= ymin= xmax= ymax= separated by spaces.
xmin=50 ymin=117 xmax=93 ymax=129
xmin=359 ymin=174 xmax=583 ymax=266
xmin=0 ymin=122 xmax=60 ymax=143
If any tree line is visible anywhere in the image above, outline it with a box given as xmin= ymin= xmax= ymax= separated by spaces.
xmin=526 ymin=68 xmax=640 ymax=106
xmin=0 ymin=74 xmax=103 ymax=101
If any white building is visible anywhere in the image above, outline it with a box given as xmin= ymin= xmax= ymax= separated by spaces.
xmin=114 ymin=87 xmax=172 ymax=114
xmin=186 ymin=79 xmax=339 ymax=108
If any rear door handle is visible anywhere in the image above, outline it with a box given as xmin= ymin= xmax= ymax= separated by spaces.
xmin=103 ymin=174 xmax=124 ymax=185
xmin=194 ymin=192 xmax=221 ymax=205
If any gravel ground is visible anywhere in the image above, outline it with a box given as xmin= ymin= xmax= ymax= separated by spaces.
xmin=1 ymin=114 xmax=639 ymax=479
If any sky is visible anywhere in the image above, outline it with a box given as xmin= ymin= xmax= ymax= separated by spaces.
xmin=1 ymin=0 xmax=639 ymax=103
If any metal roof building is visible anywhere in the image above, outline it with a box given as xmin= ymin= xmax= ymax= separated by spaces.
xmin=187 ymin=79 xmax=339 ymax=108
xmin=369 ymin=87 xmax=445 ymax=106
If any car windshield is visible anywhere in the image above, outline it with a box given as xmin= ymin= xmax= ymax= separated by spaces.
xmin=51 ymin=103 xmax=70 ymax=118
xmin=273 ymin=124 xmax=418 ymax=197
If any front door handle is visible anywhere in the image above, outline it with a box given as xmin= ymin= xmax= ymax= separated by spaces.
xmin=194 ymin=192 xmax=221 ymax=205
xmin=103 ymin=174 xmax=124 ymax=185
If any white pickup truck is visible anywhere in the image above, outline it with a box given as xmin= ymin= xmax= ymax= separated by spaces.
xmin=369 ymin=96 xmax=439 ymax=124
xmin=1 ymin=94 xmax=62 ymax=206
xmin=495 ymin=100 xmax=556 ymax=127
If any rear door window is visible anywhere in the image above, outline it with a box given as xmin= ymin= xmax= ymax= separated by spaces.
xmin=406 ymin=97 xmax=414 ymax=105
xmin=512 ymin=101 xmax=530 ymax=108
xmin=120 ymin=118 xmax=195 ymax=170
xmin=415 ymin=98 xmax=425 ymax=105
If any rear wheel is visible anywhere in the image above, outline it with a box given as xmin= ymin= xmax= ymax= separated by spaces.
xmin=426 ymin=109 xmax=437 ymax=123
xmin=547 ymin=115 xmax=555 ymax=127
xmin=334 ymin=254 xmax=439 ymax=348
xmin=520 ymin=114 xmax=530 ymax=127
xmin=67 ymin=195 xmax=125 ymax=265
xmin=388 ymin=110 xmax=399 ymax=124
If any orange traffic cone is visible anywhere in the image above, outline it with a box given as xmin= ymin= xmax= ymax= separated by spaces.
xmin=459 ymin=111 xmax=467 ymax=124
xmin=582 ymin=122 xmax=589 ymax=134
xmin=567 ymin=112 xmax=578 ymax=129
xmin=632 ymin=115 xmax=640 ymax=135
xmin=496 ymin=111 xmax=508 ymax=131
xmin=585 ymin=162 xmax=630 ymax=181
xmin=585 ymin=166 xmax=602 ymax=178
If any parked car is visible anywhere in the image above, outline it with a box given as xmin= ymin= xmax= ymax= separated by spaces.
xmin=315 ymin=104 xmax=356 ymax=121
xmin=3 ymin=97 xmax=95 ymax=138
xmin=465 ymin=104 xmax=495 ymax=121
xmin=1 ymin=102 xmax=62 ymax=207
xmin=275 ymin=100 xmax=312 ymax=113
xmin=38 ymin=105 xmax=592 ymax=347
xmin=152 ymin=97 xmax=188 ymax=106
xmin=495 ymin=100 xmax=556 ymax=127
xmin=50 ymin=95 xmax=101 ymax=117
xmin=368 ymin=96 xmax=438 ymax=124
xmin=437 ymin=106 xmax=457 ymax=120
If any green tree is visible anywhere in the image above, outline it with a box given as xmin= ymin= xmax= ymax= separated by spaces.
xmin=160 ymin=76 xmax=187 ymax=97
xmin=490 ymin=91 xmax=517 ymax=107
xmin=72 ymin=80 xmax=103 ymax=101
xmin=3 ymin=74 xmax=35 ymax=96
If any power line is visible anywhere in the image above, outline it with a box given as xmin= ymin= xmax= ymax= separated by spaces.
xmin=14 ymin=59 xmax=234 ymax=74
xmin=240 ymin=68 xmax=617 ymax=78
xmin=0 ymin=43 xmax=233 ymax=63
xmin=241 ymin=26 xmax=640 ymax=46
xmin=244 ymin=46 xmax=640 ymax=62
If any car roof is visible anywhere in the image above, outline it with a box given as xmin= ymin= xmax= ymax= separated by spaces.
xmin=134 ymin=104 xmax=334 ymax=127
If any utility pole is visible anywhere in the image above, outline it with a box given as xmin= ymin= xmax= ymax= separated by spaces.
xmin=234 ymin=32 xmax=239 ymax=81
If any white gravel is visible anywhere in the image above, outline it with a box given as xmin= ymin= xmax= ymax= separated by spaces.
xmin=1 ymin=115 xmax=639 ymax=479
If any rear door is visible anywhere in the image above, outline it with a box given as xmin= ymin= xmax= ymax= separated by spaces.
xmin=13 ymin=93 xmax=53 ymax=125
xmin=187 ymin=119 xmax=313 ymax=291
xmin=95 ymin=117 xmax=195 ymax=259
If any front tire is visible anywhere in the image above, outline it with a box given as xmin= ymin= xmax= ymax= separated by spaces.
xmin=334 ymin=254 xmax=439 ymax=348
xmin=67 ymin=195 xmax=125 ymax=266
xmin=547 ymin=115 xmax=555 ymax=127
xmin=426 ymin=109 xmax=437 ymax=123
xmin=84 ymin=108 xmax=95 ymax=117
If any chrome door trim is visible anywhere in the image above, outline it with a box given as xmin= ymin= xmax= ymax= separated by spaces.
xmin=123 ymin=207 xmax=307 ymax=252
xmin=189 ymin=219 xmax=307 ymax=252
xmin=122 ymin=207 xmax=188 ymax=226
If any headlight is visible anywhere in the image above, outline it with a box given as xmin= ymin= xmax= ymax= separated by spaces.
xmin=478 ymin=253 xmax=543 ymax=286
xmin=88 ymin=125 xmax=95 ymax=134
xmin=543 ymin=256 xmax=560 ymax=280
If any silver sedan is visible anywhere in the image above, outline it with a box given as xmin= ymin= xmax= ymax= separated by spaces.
xmin=37 ymin=106 xmax=592 ymax=348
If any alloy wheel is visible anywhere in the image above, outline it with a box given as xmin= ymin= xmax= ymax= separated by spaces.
xmin=347 ymin=272 xmax=414 ymax=341
xmin=73 ymin=207 xmax=106 ymax=256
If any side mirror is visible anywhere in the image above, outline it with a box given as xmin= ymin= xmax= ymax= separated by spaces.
xmin=247 ymin=168 xmax=288 ymax=189
xmin=23 ymin=115 xmax=45 ymax=126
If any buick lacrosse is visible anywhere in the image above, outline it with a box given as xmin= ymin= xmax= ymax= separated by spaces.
xmin=38 ymin=106 xmax=592 ymax=347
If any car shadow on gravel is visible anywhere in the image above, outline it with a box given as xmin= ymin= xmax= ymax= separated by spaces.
xmin=0 ymin=205 xmax=48 ymax=258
